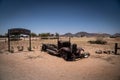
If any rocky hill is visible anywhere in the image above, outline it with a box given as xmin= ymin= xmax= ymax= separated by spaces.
xmin=62 ymin=32 xmax=111 ymax=37
xmin=113 ymin=33 xmax=120 ymax=37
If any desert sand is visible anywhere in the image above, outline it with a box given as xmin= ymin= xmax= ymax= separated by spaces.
xmin=0 ymin=37 xmax=120 ymax=80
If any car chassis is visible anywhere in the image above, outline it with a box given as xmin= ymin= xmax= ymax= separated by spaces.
xmin=41 ymin=37 xmax=90 ymax=61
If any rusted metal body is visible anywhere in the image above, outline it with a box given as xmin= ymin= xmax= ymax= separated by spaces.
xmin=41 ymin=37 xmax=90 ymax=61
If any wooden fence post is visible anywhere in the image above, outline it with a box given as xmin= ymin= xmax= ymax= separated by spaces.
xmin=115 ymin=43 xmax=120 ymax=55
xmin=115 ymin=43 xmax=118 ymax=55
xmin=8 ymin=29 xmax=10 ymax=52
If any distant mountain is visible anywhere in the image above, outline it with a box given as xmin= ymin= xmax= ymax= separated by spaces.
xmin=74 ymin=32 xmax=89 ymax=37
xmin=113 ymin=33 xmax=120 ymax=37
xmin=62 ymin=32 xmax=111 ymax=37
xmin=94 ymin=33 xmax=111 ymax=37
xmin=61 ymin=33 xmax=73 ymax=37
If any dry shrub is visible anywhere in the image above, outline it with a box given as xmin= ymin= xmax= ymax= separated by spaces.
xmin=88 ymin=36 xmax=107 ymax=45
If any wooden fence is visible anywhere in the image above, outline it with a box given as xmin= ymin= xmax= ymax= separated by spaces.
xmin=115 ymin=43 xmax=120 ymax=55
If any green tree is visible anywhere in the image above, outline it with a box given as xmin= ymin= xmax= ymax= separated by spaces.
xmin=31 ymin=32 xmax=37 ymax=37
xmin=50 ymin=34 xmax=54 ymax=36
xmin=55 ymin=33 xmax=59 ymax=37
xmin=40 ymin=33 xmax=50 ymax=37
xmin=5 ymin=33 xmax=8 ymax=37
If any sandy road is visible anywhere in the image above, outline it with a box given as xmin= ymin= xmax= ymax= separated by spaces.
xmin=0 ymin=50 xmax=120 ymax=80
xmin=0 ymin=37 xmax=120 ymax=80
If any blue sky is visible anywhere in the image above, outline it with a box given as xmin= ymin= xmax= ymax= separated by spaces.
xmin=0 ymin=0 xmax=120 ymax=35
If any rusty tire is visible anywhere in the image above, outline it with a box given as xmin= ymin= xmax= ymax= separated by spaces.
xmin=62 ymin=52 xmax=68 ymax=60
xmin=41 ymin=44 xmax=47 ymax=51
xmin=71 ymin=54 xmax=76 ymax=61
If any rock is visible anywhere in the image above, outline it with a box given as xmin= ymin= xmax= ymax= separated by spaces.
xmin=95 ymin=50 xmax=102 ymax=54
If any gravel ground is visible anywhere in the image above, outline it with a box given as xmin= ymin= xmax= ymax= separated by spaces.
xmin=0 ymin=37 xmax=120 ymax=80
